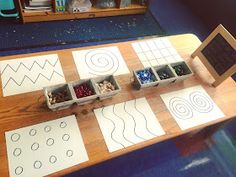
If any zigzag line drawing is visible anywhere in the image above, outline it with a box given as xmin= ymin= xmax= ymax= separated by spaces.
xmin=1 ymin=58 xmax=59 ymax=75
xmin=3 ymin=70 xmax=64 ymax=89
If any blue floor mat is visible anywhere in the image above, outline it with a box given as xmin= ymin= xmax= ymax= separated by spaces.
xmin=64 ymin=140 xmax=230 ymax=177
xmin=0 ymin=11 xmax=166 ymax=54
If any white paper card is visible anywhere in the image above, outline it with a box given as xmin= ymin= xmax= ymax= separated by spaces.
xmin=94 ymin=97 xmax=165 ymax=152
xmin=160 ymin=85 xmax=225 ymax=130
xmin=5 ymin=115 xmax=88 ymax=177
xmin=72 ymin=46 xmax=130 ymax=79
xmin=0 ymin=54 xmax=65 ymax=97
xmin=132 ymin=38 xmax=183 ymax=67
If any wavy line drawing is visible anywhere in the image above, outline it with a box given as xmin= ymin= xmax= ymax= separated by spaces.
xmin=134 ymin=99 xmax=158 ymax=137
xmin=3 ymin=70 xmax=64 ymax=89
xmin=85 ymin=49 xmax=119 ymax=76
xmin=123 ymin=102 xmax=147 ymax=141
xmin=94 ymin=98 xmax=165 ymax=152
xmin=101 ymin=107 xmax=125 ymax=148
xmin=112 ymin=105 xmax=135 ymax=145
xmin=1 ymin=58 xmax=59 ymax=75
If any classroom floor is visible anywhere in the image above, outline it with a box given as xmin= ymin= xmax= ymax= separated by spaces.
xmin=0 ymin=0 xmax=235 ymax=177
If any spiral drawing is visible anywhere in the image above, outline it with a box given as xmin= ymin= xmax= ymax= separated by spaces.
xmin=189 ymin=91 xmax=213 ymax=113
xmin=169 ymin=97 xmax=193 ymax=120
xmin=85 ymin=49 xmax=119 ymax=76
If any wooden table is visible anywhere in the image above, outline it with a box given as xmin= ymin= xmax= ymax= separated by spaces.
xmin=0 ymin=34 xmax=235 ymax=177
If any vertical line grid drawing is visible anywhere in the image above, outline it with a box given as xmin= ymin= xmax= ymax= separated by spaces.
xmin=94 ymin=97 xmax=165 ymax=152
xmin=160 ymin=85 xmax=225 ymax=130
xmin=72 ymin=46 xmax=130 ymax=79
xmin=5 ymin=115 xmax=88 ymax=177
xmin=0 ymin=54 xmax=66 ymax=97
xmin=132 ymin=38 xmax=184 ymax=67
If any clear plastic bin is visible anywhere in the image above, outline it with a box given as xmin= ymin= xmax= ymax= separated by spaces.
xmin=67 ymin=0 xmax=92 ymax=13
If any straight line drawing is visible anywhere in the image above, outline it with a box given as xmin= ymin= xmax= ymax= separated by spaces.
xmin=94 ymin=98 xmax=165 ymax=152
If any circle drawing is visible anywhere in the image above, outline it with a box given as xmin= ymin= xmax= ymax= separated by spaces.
xmin=11 ymin=133 xmax=20 ymax=142
xmin=15 ymin=166 xmax=23 ymax=175
xmin=49 ymin=155 xmax=57 ymax=164
xmin=31 ymin=142 xmax=39 ymax=151
xmin=33 ymin=160 xmax=42 ymax=169
xmin=66 ymin=150 xmax=73 ymax=157
xmin=29 ymin=129 xmax=37 ymax=136
xmin=189 ymin=91 xmax=213 ymax=113
xmin=46 ymin=138 xmax=54 ymax=146
xmin=84 ymin=49 xmax=119 ymax=76
xmin=60 ymin=121 xmax=67 ymax=128
xmin=44 ymin=125 xmax=52 ymax=133
xmin=169 ymin=97 xmax=193 ymax=120
xmin=13 ymin=148 xmax=22 ymax=157
xmin=62 ymin=134 xmax=70 ymax=141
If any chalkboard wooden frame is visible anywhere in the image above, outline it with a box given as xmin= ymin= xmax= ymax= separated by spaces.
xmin=191 ymin=24 xmax=236 ymax=87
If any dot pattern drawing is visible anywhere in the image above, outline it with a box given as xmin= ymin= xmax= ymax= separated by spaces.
xmin=94 ymin=97 xmax=165 ymax=152
xmin=132 ymin=38 xmax=183 ymax=67
xmin=72 ymin=46 xmax=130 ymax=79
xmin=161 ymin=85 xmax=225 ymax=130
xmin=5 ymin=115 xmax=89 ymax=177
xmin=0 ymin=54 xmax=66 ymax=97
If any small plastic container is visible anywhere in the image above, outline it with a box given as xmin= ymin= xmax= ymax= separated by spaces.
xmin=96 ymin=0 xmax=116 ymax=8
xmin=44 ymin=84 xmax=74 ymax=111
xmin=69 ymin=79 xmax=97 ymax=105
xmin=92 ymin=75 xmax=121 ymax=100
xmin=120 ymin=0 xmax=131 ymax=7
xmin=170 ymin=61 xmax=193 ymax=82
xmin=67 ymin=0 xmax=92 ymax=13
xmin=154 ymin=64 xmax=177 ymax=86
xmin=133 ymin=67 xmax=159 ymax=89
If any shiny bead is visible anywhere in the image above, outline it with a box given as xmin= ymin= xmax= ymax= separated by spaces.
xmin=73 ymin=83 xmax=94 ymax=98
xmin=157 ymin=70 xmax=171 ymax=80
xmin=136 ymin=69 xmax=156 ymax=84
xmin=173 ymin=65 xmax=185 ymax=76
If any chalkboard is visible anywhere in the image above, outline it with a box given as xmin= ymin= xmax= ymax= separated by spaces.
xmin=202 ymin=33 xmax=236 ymax=76
xmin=191 ymin=24 xmax=236 ymax=87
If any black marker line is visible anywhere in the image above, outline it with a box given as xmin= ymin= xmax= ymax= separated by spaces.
xmin=123 ymin=102 xmax=146 ymax=141
xmin=112 ymin=104 xmax=135 ymax=145
xmin=3 ymin=70 xmax=64 ymax=89
xmin=1 ymin=58 xmax=59 ymax=75
xmin=169 ymin=97 xmax=193 ymax=120
xmin=134 ymin=99 xmax=158 ymax=137
xmin=101 ymin=107 xmax=125 ymax=148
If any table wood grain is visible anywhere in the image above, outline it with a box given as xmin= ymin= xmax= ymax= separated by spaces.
xmin=0 ymin=34 xmax=235 ymax=177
